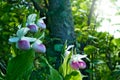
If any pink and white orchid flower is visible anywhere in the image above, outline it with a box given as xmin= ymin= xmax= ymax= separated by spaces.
xmin=9 ymin=27 xmax=36 ymax=50
xmin=70 ymin=54 xmax=87 ymax=70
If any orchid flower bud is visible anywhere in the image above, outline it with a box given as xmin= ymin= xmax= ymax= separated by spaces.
xmin=32 ymin=40 xmax=46 ymax=53
xmin=37 ymin=17 xmax=46 ymax=29
xmin=17 ymin=40 xmax=30 ymax=50
xmin=27 ymin=24 xmax=38 ymax=33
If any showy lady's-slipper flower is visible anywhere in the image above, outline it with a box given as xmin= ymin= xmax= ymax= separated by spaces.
xmin=70 ymin=54 xmax=87 ymax=70
xmin=26 ymin=14 xmax=46 ymax=31
xmin=9 ymin=27 xmax=36 ymax=50
xmin=26 ymin=14 xmax=39 ymax=33
xmin=36 ymin=17 xmax=46 ymax=29
xmin=32 ymin=40 xmax=46 ymax=53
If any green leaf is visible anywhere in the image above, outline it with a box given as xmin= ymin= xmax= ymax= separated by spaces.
xmin=42 ymin=57 xmax=63 ymax=80
xmin=6 ymin=49 xmax=35 ymax=80
xmin=84 ymin=45 xmax=97 ymax=54
xmin=59 ymin=51 xmax=73 ymax=77
xmin=112 ymin=38 xmax=120 ymax=47
xmin=65 ymin=71 xmax=82 ymax=80
xmin=49 ymin=66 xmax=63 ymax=80
xmin=80 ymin=2 xmax=87 ymax=11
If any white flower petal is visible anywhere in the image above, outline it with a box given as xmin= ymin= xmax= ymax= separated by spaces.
xmin=37 ymin=17 xmax=46 ymax=24
xmin=41 ymin=17 xmax=46 ymax=20
xmin=27 ymin=14 xmax=37 ymax=24
xmin=21 ymin=37 xmax=37 ymax=42
xmin=66 ymin=45 xmax=74 ymax=51
xmin=77 ymin=54 xmax=87 ymax=59
xmin=71 ymin=54 xmax=87 ymax=62
xmin=9 ymin=37 xmax=19 ymax=42
xmin=73 ymin=54 xmax=87 ymax=59
xmin=38 ymin=19 xmax=44 ymax=23
xmin=17 ymin=28 xmax=30 ymax=37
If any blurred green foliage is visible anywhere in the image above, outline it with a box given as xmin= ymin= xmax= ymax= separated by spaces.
xmin=71 ymin=0 xmax=120 ymax=80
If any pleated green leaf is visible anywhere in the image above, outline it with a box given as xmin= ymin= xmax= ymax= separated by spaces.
xmin=42 ymin=57 xmax=63 ymax=80
xmin=6 ymin=49 xmax=35 ymax=80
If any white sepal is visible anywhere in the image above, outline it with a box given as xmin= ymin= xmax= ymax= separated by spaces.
xmin=16 ymin=28 xmax=30 ymax=37
xmin=71 ymin=54 xmax=87 ymax=62
xmin=66 ymin=45 xmax=74 ymax=51
xmin=9 ymin=37 xmax=19 ymax=42
xmin=27 ymin=14 xmax=37 ymax=24
xmin=64 ymin=45 xmax=74 ymax=57
xmin=21 ymin=37 xmax=37 ymax=42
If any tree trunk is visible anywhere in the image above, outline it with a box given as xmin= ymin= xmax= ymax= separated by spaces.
xmin=87 ymin=0 xmax=97 ymax=26
xmin=47 ymin=0 xmax=75 ymax=68
xmin=47 ymin=0 xmax=75 ymax=54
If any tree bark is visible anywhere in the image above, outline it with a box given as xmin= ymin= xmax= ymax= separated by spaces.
xmin=47 ymin=0 xmax=75 ymax=45
xmin=47 ymin=0 xmax=75 ymax=53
